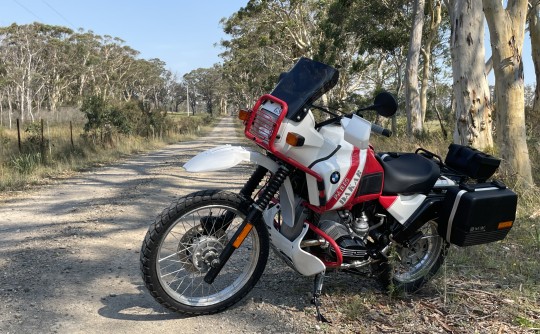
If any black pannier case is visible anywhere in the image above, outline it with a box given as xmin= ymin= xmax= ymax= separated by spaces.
xmin=445 ymin=144 xmax=500 ymax=181
xmin=439 ymin=182 xmax=517 ymax=247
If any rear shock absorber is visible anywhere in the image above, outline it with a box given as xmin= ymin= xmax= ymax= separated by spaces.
xmin=204 ymin=165 xmax=290 ymax=284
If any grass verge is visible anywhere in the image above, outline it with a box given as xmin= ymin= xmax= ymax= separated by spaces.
xmin=0 ymin=114 xmax=215 ymax=192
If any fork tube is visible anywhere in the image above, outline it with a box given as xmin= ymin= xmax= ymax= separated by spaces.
xmin=204 ymin=165 xmax=290 ymax=284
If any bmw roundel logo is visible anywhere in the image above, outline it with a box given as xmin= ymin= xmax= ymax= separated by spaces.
xmin=330 ymin=171 xmax=340 ymax=184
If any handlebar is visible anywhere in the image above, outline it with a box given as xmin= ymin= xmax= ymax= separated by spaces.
xmin=315 ymin=114 xmax=392 ymax=137
xmin=371 ymin=123 xmax=392 ymax=137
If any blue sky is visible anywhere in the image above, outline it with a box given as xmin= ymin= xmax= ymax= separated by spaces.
xmin=0 ymin=0 xmax=536 ymax=85
xmin=1 ymin=0 xmax=247 ymax=77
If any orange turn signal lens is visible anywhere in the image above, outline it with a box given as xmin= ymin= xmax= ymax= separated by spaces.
xmin=286 ymin=132 xmax=305 ymax=147
xmin=238 ymin=109 xmax=251 ymax=121
xmin=498 ymin=221 xmax=513 ymax=229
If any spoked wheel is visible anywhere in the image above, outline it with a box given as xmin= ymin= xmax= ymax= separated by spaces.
xmin=140 ymin=190 xmax=269 ymax=315
xmin=375 ymin=220 xmax=447 ymax=293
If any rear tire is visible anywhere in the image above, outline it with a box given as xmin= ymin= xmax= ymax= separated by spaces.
xmin=140 ymin=189 xmax=269 ymax=315
xmin=374 ymin=220 xmax=447 ymax=293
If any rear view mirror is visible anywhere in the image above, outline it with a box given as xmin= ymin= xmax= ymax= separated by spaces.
xmin=373 ymin=92 xmax=397 ymax=117
xmin=357 ymin=92 xmax=397 ymax=117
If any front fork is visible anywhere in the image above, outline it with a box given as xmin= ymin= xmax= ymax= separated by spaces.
xmin=204 ymin=165 xmax=290 ymax=284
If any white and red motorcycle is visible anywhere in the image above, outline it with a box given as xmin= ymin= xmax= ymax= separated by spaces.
xmin=140 ymin=58 xmax=517 ymax=319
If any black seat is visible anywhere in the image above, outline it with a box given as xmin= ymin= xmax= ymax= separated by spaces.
xmin=379 ymin=153 xmax=440 ymax=194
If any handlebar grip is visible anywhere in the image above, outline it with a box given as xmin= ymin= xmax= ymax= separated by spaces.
xmin=371 ymin=123 xmax=392 ymax=137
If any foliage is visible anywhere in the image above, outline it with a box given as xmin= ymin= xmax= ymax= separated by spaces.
xmin=9 ymin=153 xmax=41 ymax=174
xmin=0 ymin=23 xmax=181 ymax=124
xmin=81 ymin=95 xmax=172 ymax=143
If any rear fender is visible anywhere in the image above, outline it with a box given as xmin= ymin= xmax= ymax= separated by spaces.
xmin=183 ymin=145 xmax=279 ymax=173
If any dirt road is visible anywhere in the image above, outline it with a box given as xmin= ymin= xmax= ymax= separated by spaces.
xmin=0 ymin=117 xmax=322 ymax=334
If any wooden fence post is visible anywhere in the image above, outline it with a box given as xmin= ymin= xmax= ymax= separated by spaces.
xmin=70 ymin=121 xmax=74 ymax=148
xmin=16 ymin=118 xmax=21 ymax=152
xmin=41 ymin=119 xmax=46 ymax=164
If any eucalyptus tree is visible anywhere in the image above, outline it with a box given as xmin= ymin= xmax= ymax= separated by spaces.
xmin=220 ymin=0 xmax=331 ymax=106
xmin=69 ymin=30 xmax=103 ymax=99
xmin=445 ymin=0 xmax=494 ymax=149
xmin=405 ymin=0 xmax=426 ymax=135
xmin=42 ymin=28 xmax=78 ymax=118
xmin=320 ymin=0 xmax=411 ymax=132
xmin=183 ymin=66 xmax=223 ymax=115
xmin=483 ymin=0 xmax=534 ymax=187
xmin=0 ymin=23 xmax=71 ymax=123
xmin=420 ymin=0 xmax=443 ymax=123
xmin=528 ymin=0 xmax=540 ymax=115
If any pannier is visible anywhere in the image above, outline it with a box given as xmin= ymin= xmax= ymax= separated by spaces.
xmin=439 ymin=181 xmax=517 ymax=247
xmin=444 ymin=144 xmax=500 ymax=181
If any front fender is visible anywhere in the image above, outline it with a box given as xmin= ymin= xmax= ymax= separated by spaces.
xmin=183 ymin=145 xmax=279 ymax=173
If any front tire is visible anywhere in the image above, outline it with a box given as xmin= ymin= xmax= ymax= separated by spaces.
xmin=140 ymin=189 xmax=269 ymax=315
xmin=375 ymin=220 xmax=447 ymax=293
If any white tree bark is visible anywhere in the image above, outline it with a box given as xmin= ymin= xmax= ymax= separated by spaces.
xmin=448 ymin=0 xmax=494 ymax=149
xmin=420 ymin=0 xmax=442 ymax=123
xmin=405 ymin=0 xmax=425 ymax=135
xmin=483 ymin=0 xmax=534 ymax=187
xmin=529 ymin=1 xmax=540 ymax=115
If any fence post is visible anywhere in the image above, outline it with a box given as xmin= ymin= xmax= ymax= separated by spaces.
xmin=16 ymin=118 xmax=21 ymax=152
xmin=41 ymin=119 xmax=46 ymax=164
xmin=70 ymin=121 xmax=74 ymax=148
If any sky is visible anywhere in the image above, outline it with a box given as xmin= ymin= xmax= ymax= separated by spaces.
xmin=0 ymin=0 xmax=536 ymax=85
xmin=0 ymin=0 xmax=248 ymax=77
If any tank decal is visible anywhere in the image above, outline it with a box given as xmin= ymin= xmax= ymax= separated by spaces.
xmin=326 ymin=147 xmax=361 ymax=209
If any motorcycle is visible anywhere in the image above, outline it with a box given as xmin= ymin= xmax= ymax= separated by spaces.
xmin=140 ymin=57 xmax=517 ymax=320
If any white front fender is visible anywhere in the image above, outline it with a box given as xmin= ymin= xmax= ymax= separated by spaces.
xmin=183 ymin=145 xmax=279 ymax=173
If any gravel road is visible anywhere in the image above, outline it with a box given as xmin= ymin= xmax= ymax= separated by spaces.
xmin=0 ymin=117 xmax=328 ymax=334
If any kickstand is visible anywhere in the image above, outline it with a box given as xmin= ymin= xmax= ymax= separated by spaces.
xmin=311 ymin=271 xmax=331 ymax=323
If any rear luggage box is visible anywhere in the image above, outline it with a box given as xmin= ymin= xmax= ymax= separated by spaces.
xmin=439 ymin=182 xmax=517 ymax=246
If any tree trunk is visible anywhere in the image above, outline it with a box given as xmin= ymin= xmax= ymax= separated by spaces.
xmin=529 ymin=1 xmax=540 ymax=115
xmin=420 ymin=0 xmax=442 ymax=124
xmin=405 ymin=0 xmax=425 ymax=136
xmin=483 ymin=0 xmax=534 ymax=187
xmin=449 ymin=0 xmax=494 ymax=149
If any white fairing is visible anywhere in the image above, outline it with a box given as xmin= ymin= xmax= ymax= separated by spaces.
xmin=183 ymin=145 xmax=278 ymax=173
xmin=272 ymin=110 xmax=373 ymax=209
xmin=262 ymin=204 xmax=326 ymax=276
xmin=386 ymin=194 xmax=426 ymax=224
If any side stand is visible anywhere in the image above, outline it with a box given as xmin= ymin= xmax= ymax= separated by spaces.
xmin=311 ymin=271 xmax=330 ymax=323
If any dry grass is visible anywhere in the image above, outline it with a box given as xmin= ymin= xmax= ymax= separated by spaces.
xmin=0 ymin=114 xmax=215 ymax=191
xmin=234 ymin=118 xmax=540 ymax=332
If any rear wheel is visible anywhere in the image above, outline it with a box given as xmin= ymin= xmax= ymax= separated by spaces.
xmin=375 ymin=220 xmax=447 ymax=293
xmin=140 ymin=189 xmax=269 ymax=315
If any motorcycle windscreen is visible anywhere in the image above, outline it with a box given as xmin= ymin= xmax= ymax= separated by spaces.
xmin=270 ymin=57 xmax=339 ymax=122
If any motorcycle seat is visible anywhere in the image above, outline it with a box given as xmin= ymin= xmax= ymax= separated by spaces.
xmin=378 ymin=153 xmax=440 ymax=194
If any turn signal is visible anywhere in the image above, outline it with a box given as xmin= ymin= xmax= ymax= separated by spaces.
xmin=238 ymin=109 xmax=251 ymax=121
xmin=498 ymin=221 xmax=513 ymax=229
xmin=286 ymin=132 xmax=305 ymax=147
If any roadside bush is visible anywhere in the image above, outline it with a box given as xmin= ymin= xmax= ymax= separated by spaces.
xmin=81 ymin=96 xmax=173 ymax=143
xmin=10 ymin=152 xmax=41 ymax=174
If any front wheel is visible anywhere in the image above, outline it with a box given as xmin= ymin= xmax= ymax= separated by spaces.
xmin=140 ymin=189 xmax=269 ymax=315
xmin=374 ymin=220 xmax=448 ymax=293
